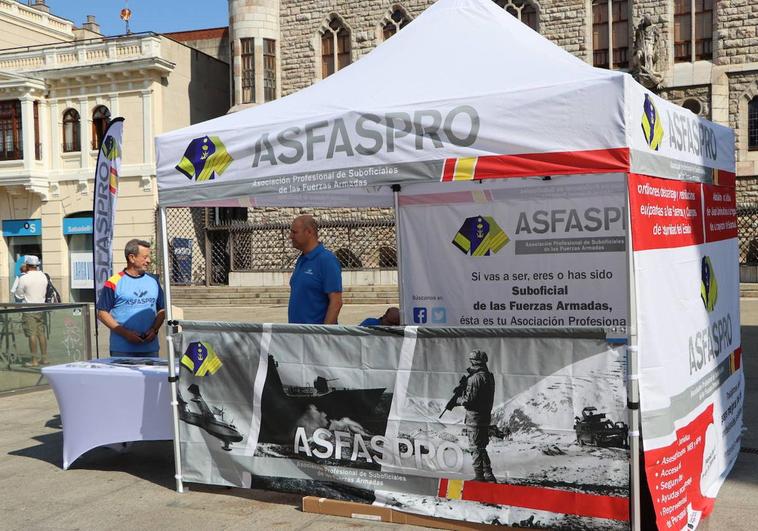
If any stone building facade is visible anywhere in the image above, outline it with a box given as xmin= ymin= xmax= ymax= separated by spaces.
xmin=227 ymin=0 xmax=758 ymax=200
xmin=0 ymin=0 xmax=229 ymax=301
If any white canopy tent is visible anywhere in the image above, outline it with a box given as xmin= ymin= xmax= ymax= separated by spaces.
xmin=155 ymin=0 xmax=731 ymax=210
xmin=154 ymin=1 xmax=737 ymax=529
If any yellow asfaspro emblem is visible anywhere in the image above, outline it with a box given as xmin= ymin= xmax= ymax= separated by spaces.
xmin=700 ymin=256 xmax=718 ymax=312
xmin=641 ymin=94 xmax=664 ymax=151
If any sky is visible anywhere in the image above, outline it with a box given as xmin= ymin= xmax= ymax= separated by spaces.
xmin=41 ymin=1 xmax=229 ymax=36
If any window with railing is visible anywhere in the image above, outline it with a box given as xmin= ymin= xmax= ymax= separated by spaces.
xmin=494 ymin=0 xmax=538 ymax=32
xmin=263 ymin=38 xmax=276 ymax=102
xmin=241 ymin=37 xmax=255 ymax=103
xmin=592 ymin=0 xmax=628 ymax=69
xmin=62 ymin=108 xmax=80 ymax=153
xmin=91 ymin=105 xmax=110 ymax=150
xmin=0 ymin=100 xmax=22 ymax=161
xmin=675 ymin=0 xmax=712 ymax=63
xmin=382 ymin=7 xmax=411 ymax=40
xmin=749 ymin=97 xmax=758 ymax=151
xmin=321 ymin=16 xmax=351 ymax=78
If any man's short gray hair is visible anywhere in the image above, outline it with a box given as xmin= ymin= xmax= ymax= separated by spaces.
xmin=124 ymin=239 xmax=151 ymax=260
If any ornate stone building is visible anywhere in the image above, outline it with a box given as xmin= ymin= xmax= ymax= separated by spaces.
xmin=0 ymin=0 xmax=229 ymax=300
xmin=227 ymin=0 xmax=758 ymax=200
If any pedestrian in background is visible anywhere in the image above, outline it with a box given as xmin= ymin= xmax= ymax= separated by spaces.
xmin=13 ymin=256 xmax=48 ymax=367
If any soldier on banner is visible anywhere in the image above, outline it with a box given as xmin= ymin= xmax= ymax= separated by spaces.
xmin=456 ymin=349 xmax=497 ymax=482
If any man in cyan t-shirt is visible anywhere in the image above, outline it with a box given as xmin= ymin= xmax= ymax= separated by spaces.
xmin=97 ymin=239 xmax=165 ymax=357
xmin=288 ymin=215 xmax=343 ymax=324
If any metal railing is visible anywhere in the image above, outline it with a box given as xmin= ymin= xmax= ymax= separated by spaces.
xmin=738 ymin=203 xmax=758 ymax=265
xmin=0 ymin=303 xmax=93 ymax=393
xmin=164 ymin=207 xmax=398 ymax=286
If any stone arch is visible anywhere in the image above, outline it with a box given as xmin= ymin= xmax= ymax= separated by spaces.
xmin=737 ymin=81 xmax=758 ymax=159
xmin=314 ymin=13 xmax=353 ymax=81
xmin=493 ymin=0 xmax=541 ymax=32
xmin=378 ymin=4 xmax=412 ymax=42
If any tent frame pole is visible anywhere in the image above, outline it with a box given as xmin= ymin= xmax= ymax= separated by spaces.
xmin=625 ymin=178 xmax=641 ymax=531
xmin=159 ymin=206 xmax=185 ymax=493
xmin=392 ymin=185 xmax=404 ymax=318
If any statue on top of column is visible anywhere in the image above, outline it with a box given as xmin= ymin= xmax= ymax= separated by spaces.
xmin=631 ymin=15 xmax=663 ymax=90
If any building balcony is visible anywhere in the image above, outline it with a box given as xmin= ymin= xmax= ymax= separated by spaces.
xmin=0 ymin=33 xmax=172 ymax=78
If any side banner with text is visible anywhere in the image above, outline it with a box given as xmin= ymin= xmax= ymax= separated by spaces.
xmin=398 ymin=174 xmax=628 ymax=329
xmin=176 ymin=323 xmax=630 ymax=529
xmin=629 ymin=173 xmax=743 ymax=530
xmin=92 ymin=117 xmax=124 ymax=295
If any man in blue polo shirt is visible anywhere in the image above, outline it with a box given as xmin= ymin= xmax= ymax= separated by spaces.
xmin=288 ymin=215 xmax=343 ymax=324
xmin=97 ymin=239 xmax=165 ymax=356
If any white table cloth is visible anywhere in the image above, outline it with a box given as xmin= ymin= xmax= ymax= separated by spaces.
xmin=43 ymin=358 xmax=173 ymax=469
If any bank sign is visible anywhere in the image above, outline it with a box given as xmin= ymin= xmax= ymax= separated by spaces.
xmin=3 ymin=219 xmax=41 ymax=237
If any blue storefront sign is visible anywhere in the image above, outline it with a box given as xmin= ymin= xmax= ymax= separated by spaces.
xmin=63 ymin=217 xmax=94 ymax=235
xmin=3 ymin=219 xmax=41 ymax=237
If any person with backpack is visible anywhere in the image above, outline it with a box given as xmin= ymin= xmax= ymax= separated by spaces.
xmin=12 ymin=255 xmax=49 ymax=367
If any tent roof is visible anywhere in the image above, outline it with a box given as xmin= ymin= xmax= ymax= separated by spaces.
xmin=155 ymin=0 xmax=734 ymax=208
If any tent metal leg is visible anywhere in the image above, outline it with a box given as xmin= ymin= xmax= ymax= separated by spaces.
xmin=625 ymin=184 xmax=641 ymax=531
xmin=393 ymin=185 xmax=404 ymax=318
xmin=159 ymin=206 xmax=185 ymax=493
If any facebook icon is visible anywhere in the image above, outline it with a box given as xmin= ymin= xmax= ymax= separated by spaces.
xmin=413 ymin=307 xmax=427 ymax=324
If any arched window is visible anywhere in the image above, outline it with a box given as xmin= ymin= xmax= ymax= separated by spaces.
xmin=494 ymin=0 xmax=538 ymax=32
xmin=91 ymin=105 xmax=111 ymax=150
xmin=382 ymin=7 xmax=411 ymax=40
xmin=62 ymin=108 xmax=80 ymax=152
xmin=592 ymin=0 xmax=629 ymax=69
xmin=321 ymin=16 xmax=351 ymax=78
xmin=749 ymin=96 xmax=758 ymax=151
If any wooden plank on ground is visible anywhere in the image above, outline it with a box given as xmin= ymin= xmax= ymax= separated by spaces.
xmin=302 ymin=496 xmax=525 ymax=530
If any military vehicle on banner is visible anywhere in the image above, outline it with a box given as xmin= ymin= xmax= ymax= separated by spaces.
xmin=573 ymin=406 xmax=629 ymax=448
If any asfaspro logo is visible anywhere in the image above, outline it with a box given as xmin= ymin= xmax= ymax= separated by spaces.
xmin=413 ymin=307 xmax=427 ymax=324
xmin=176 ymin=136 xmax=233 ymax=182
xmin=641 ymin=94 xmax=664 ymax=151
xmin=700 ymin=256 xmax=718 ymax=312
xmin=452 ymin=215 xmax=509 ymax=256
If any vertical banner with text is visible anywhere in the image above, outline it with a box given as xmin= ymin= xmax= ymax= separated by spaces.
xmin=629 ymin=173 xmax=742 ymax=530
xmin=398 ymin=174 xmax=629 ymax=329
xmin=92 ymin=117 xmax=124 ymax=296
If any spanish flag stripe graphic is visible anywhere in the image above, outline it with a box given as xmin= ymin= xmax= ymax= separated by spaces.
xmin=730 ymin=347 xmax=742 ymax=373
xmin=713 ymin=170 xmax=736 ymax=188
xmin=453 ymin=157 xmax=477 ymax=181
xmin=457 ymin=481 xmax=630 ymax=521
xmin=473 ymin=147 xmax=630 ymax=179
xmin=441 ymin=158 xmax=457 ymax=181
xmin=446 ymin=479 xmax=464 ymax=500
xmin=472 ymin=190 xmax=489 ymax=203
xmin=437 ymin=479 xmax=448 ymax=497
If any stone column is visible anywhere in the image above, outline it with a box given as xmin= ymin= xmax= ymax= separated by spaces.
xmin=20 ymin=95 xmax=35 ymax=171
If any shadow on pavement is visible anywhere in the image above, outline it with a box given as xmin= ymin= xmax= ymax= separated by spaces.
xmin=44 ymin=413 xmax=61 ymax=430
xmin=8 ymin=430 xmax=63 ymax=466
